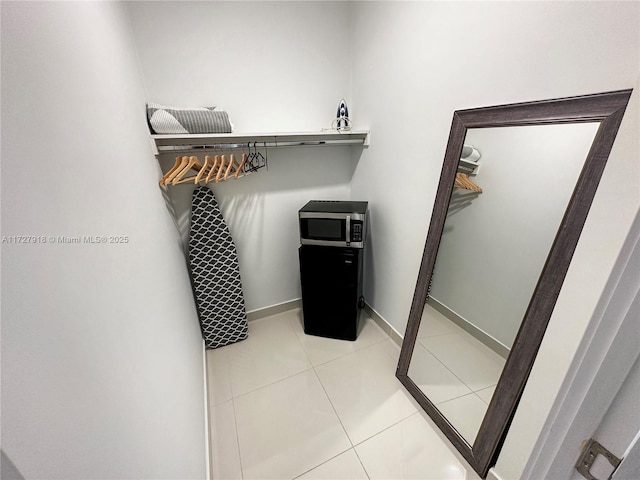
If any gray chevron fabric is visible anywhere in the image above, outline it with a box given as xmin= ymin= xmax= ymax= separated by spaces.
xmin=147 ymin=103 xmax=232 ymax=134
xmin=188 ymin=186 xmax=248 ymax=349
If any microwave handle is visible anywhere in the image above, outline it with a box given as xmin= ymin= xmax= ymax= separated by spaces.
xmin=346 ymin=215 xmax=351 ymax=246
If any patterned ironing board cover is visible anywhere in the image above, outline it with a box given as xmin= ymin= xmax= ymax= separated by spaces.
xmin=188 ymin=186 xmax=248 ymax=348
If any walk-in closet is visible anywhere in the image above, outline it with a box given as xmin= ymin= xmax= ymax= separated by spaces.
xmin=2 ymin=2 xmax=638 ymax=480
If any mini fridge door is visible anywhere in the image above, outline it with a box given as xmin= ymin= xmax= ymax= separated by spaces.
xmin=299 ymin=245 xmax=363 ymax=341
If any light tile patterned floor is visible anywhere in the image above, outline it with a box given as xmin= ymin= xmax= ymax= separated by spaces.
xmin=206 ymin=309 xmax=481 ymax=480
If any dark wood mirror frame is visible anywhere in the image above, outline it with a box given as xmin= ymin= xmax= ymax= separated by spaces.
xmin=396 ymin=89 xmax=633 ymax=478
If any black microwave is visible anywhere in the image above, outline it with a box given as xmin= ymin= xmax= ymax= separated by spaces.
xmin=299 ymin=200 xmax=368 ymax=248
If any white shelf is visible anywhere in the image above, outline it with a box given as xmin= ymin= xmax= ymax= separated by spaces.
xmin=150 ymin=130 xmax=370 ymax=156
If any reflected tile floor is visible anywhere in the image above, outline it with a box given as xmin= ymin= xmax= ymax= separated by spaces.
xmin=413 ymin=304 xmax=507 ymax=444
xmin=206 ymin=309 xmax=480 ymax=480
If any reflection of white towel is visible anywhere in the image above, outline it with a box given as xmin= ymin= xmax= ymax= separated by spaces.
xmin=147 ymin=103 xmax=232 ymax=134
xmin=461 ymin=145 xmax=481 ymax=162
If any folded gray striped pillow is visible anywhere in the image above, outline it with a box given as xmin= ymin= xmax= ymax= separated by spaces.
xmin=147 ymin=103 xmax=232 ymax=134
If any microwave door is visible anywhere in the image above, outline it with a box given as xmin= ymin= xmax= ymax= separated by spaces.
xmin=300 ymin=216 xmax=347 ymax=246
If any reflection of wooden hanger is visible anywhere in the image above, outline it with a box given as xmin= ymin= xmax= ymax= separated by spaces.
xmin=455 ymin=173 xmax=483 ymax=193
xmin=172 ymin=156 xmax=203 ymax=185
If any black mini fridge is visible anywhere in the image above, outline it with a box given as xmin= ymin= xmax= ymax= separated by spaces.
xmin=299 ymin=245 xmax=363 ymax=341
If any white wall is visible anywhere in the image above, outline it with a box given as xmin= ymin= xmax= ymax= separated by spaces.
xmin=126 ymin=1 xmax=355 ymax=311
xmin=1 ymin=2 xmax=206 ymax=478
xmin=524 ymin=210 xmax=640 ymax=478
xmin=349 ymin=1 xmax=638 ymax=479
xmin=431 ymin=123 xmax=599 ymax=348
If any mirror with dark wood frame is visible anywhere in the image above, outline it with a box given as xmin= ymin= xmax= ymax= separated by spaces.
xmin=396 ymin=90 xmax=632 ymax=478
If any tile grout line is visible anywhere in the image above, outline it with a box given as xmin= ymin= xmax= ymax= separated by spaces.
xmin=435 ymin=389 xmax=491 ymax=407
xmin=305 ymin=364 xmax=375 ymax=479
xmin=305 ymin=330 xmax=406 ymax=479
xmin=214 ymin=313 xmax=310 ymax=479
xmin=229 ymin=311 xmax=355 ymax=479
xmin=351 ymin=410 xmax=421 ymax=449
xmin=307 ymin=334 xmax=389 ymax=368
xmin=268 ymin=314 xmax=356 ymax=479
xmin=227 ymin=314 xmax=315 ymax=401
xmin=289 ymin=311 xmax=390 ymax=368
xmin=352 ymin=447 xmax=372 ymax=480
xmin=417 ymin=340 xmax=490 ymax=398
xmin=311 ymin=364 xmax=354 ymax=444
xmin=224 ymin=310 xmax=408 ymax=479
xmin=286 ymin=309 xmax=359 ymax=476
xmin=206 ymin=350 xmax=245 ymax=479
xmin=230 ymin=365 xmax=314 ymax=402
xmin=215 ymin=308 xmax=483 ymax=479
xmin=293 ymin=314 xmax=391 ymax=478
xmin=230 ymin=397 xmax=246 ymax=480
xmin=291 ymin=448 xmax=357 ymax=480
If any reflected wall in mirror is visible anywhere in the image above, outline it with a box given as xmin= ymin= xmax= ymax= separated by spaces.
xmin=408 ymin=123 xmax=600 ymax=446
xmin=397 ymin=90 xmax=632 ymax=478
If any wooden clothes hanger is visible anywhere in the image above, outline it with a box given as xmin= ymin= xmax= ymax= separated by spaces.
xmin=215 ymin=155 xmax=228 ymax=183
xmin=161 ymin=156 xmax=189 ymax=185
xmin=160 ymin=156 xmax=182 ymax=185
xmin=224 ymin=154 xmax=242 ymax=180
xmin=172 ymin=156 xmax=203 ymax=185
xmin=205 ymin=155 xmax=221 ymax=183
xmin=195 ymin=155 xmax=214 ymax=183
xmin=235 ymin=153 xmax=247 ymax=178
xmin=205 ymin=153 xmax=244 ymax=183
xmin=160 ymin=151 xmax=253 ymax=186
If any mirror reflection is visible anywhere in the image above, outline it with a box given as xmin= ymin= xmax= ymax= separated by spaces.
xmin=408 ymin=122 xmax=600 ymax=444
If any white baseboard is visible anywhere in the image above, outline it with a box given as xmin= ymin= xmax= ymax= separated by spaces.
xmin=245 ymin=299 xmax=403 ymax=348
xmin=486 ymin=468 xmax=505 ymax=480
xmin=246 ymin=298 xmax=302 ymax=322
xmin=202 ymin=342 xmax=211 ymax=480
xmin=363 ymin=303 xmax=404 ymax=347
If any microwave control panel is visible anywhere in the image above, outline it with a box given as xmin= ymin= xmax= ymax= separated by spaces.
xmin=351 ymin=221 xmax=363 ymax=242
